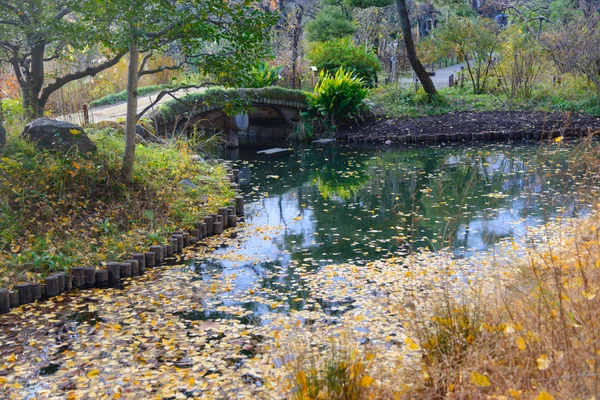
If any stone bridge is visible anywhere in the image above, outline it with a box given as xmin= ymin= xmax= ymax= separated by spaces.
xmin=150 ymin=87 xmax=308 ymax=147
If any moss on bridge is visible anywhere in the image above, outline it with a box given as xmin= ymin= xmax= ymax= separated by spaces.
xmin=151 ymin=86 xmax=308 ymax=126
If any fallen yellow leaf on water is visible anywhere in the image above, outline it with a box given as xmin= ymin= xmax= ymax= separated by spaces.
xmin=360 ymin=375 xmax=374 ymax=387
xmin=469 ymin=371 xmax=490 ymax=387
xmin=537 ymin=354 xmax=551 ymax=370
xmin=87 ymin=369 xmax=100 ymax=378
xmin=535 ymin=390 xmax=554 ymax=400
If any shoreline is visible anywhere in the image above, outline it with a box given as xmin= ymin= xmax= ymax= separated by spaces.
xmin=341 ymin=111 xmax=600 ymax=144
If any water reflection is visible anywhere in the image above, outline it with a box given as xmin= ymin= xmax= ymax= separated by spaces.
xmin=188 ymin=141 xmax=592 ymax=322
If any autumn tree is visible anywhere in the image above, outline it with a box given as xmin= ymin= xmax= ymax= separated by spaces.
xmin=0 ymin=1 xmax=124 ymax=118
xmin=545 ymin=16 xmax=600 ymax=101
xmin=435 ymin=16 xmax=499 ymax=94
xmin=89 ymin=0 xmax=275 ymax=183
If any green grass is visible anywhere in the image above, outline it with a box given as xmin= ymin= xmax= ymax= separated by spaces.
xmin=369 ymin=83 xmax=600 ymax=118
xmin=0 ymin=127 xmax=233 ymax=286
xmin=89 ymin=84 xmax=180 ymax=107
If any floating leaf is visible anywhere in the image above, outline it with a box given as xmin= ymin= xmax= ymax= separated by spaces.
xmin=87 ymin=369 xmax=100 ymax=378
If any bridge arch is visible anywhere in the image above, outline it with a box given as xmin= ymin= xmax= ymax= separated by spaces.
xmin=150 ymin=87 xmax=307 ymax=148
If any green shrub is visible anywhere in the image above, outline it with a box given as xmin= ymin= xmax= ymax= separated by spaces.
xmin=307 ymin=68 xmax=369 ymax=129
xmin=305 ymin=8 xmax=356 ymax=42
xmin=308 ymin=39 xmax=381 ymax=86
xmin=246 ymin=62 xmax=283 ymax=88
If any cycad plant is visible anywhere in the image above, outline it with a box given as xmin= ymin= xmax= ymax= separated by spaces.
xmin=308 ymin=68 xmax=369 ymax=129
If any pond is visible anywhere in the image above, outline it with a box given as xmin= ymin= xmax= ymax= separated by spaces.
xmin=188 ymin=140 xmax=592 ymax=324
xmin=1 ymin=139 xmax=596 ymax=398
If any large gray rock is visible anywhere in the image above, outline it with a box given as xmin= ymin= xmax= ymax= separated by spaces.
xmin=22 ymin=119 xmax=96 ymax=154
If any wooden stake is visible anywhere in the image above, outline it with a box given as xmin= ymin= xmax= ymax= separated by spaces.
xmin=55 ymin=273 xmax=66 ymax=293
xmin=235 ymin=196 xmax=244 ymax=216
xmin=126 ymin=259 xmax=139 ymax=276
xmin=228 ymin=215 xmax=237 ymax=227
xmin=9 ymin=290 xmax=19 ymax=308
xmin=204 ymin=216 xmax=214 ymax=236
xmin=96 ymin=269 xmax=109 ymax=287
xmin=31 ymin=283 xmax=41 ymax=300
xmin=107 ymin=262 xmax=121 ymax=282
xmin=72 ymin=267 xmax=85 ymax=288
xmin=46 ymin=275 xmax=60 ymax=297
xmin=119 ymin=262 xmax=132 ymax=279
xmin=218 ymin=207 xmax=229 ymax=228
xmin=170 ymin=237 xmax=179 ymax=253
xmin=84 ymin=267 xmax=96 ymax=288
xmin=0 ymin=289 xmax=10 ymax=313
xmin=133 ymin=253 xmax=146 ymax=274
xmin=144 ymin=252 xmax=156 ymax=268
xmin=82 ymin=104 xmax=89 ymax=125
xmin=213 ymin=221 xmax=223 ymax=234
xmin=150 ymin=245 xmax=163 ymax=264
xmin=17 ymin=283 xmax=32 ymax=304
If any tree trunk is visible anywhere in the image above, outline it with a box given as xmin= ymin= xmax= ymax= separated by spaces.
xmin=17 ymin=41 xmax=47 ymax=119
xmin=122 ymin=38 xmax=140 ymax=184
xmin=290 ymin=7 xmax=303 ymax=90
xmin=395 ymin=0 xmax=437 ymax=95
xmin=0 ymin=100 xmax=6 ymax=148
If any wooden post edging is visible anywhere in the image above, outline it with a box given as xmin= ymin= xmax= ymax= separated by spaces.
xmin=0 ymin=192 xmax=247 ymax=313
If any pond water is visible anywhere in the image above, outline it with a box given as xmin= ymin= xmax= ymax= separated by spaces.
xmin=2 ymin=139 xmax=597 ymax=398
xmin=187 ymin=140 xmax=592 ymax=324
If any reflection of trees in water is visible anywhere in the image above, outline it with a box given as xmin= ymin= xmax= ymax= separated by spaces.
xmin=237 ymin=143 xmax=589 ymax=262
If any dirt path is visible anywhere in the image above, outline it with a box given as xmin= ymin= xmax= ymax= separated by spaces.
xmin=59 ymin=86 xmax=207 ymax=125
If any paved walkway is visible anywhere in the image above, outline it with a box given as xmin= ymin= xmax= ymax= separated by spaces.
xmin=60 ymin=86 xmax=208 ymax=125
xmin=399 ymin=63 xmax=464 ymax=90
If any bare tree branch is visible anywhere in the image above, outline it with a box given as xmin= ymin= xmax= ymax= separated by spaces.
xmin=136 ymin=83 xmax=216 ymax=120
xmin=0 ymin=19 xmax=19 ymax=26
xmin=39 ymin=52 xmax=126 ymax=108
xmin=138 ymin=50 xmax=154 ymax=74
xmin=138 ymin=63 xmax=182 ymax=77
xmin=55 ymin=7 xmax=71 ymax=20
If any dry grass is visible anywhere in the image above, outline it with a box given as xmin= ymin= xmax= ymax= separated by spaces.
xmin=276 ymin=134 xmax=600 ymax=399
xmin=400 ymin=135 xmax=600 ymax=399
